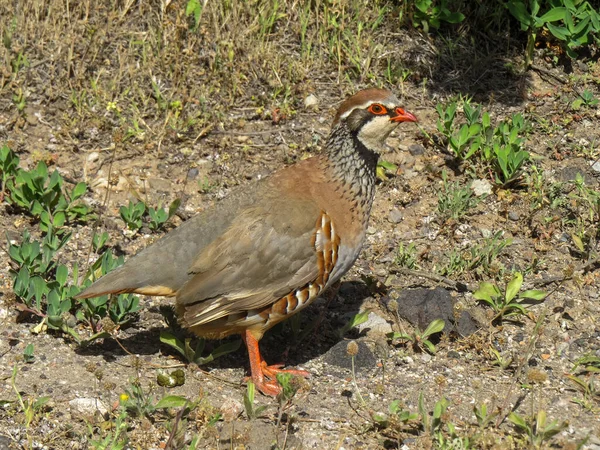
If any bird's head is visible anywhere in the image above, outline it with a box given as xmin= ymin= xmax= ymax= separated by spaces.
xmin=333 ymin=88 xmax=418 ymax=151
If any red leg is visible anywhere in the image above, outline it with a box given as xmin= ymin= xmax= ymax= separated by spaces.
xmin=242 ymin=330 xmax=309 ymax=396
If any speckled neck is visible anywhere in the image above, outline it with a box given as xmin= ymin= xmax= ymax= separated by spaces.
xmin=325 ymin=122 xmax=378 ymax=219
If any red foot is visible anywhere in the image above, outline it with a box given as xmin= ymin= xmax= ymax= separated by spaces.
xmin=242 ymin=330 xmax=310 ymax=396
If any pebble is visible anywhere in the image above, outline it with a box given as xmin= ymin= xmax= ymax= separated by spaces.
xmin=356 ymin=312 xmax=393 ymax=336
xmin=591 ymin=160 xmax=600 ymax=173
xmin=220 ymin=398 xmax=243 ymax=421
xmin=387 ymin=207 xmax=403 ymax=224
xmin=87 ymin=151 xmax=99 ymax=162
xmin=508 ymin=211 xmax=520 ymax=221
xmin=304 ymin=94 xmax=319 ymax=109
xmin=408 ymin=144 xmax=425 ymax=155
xmin=470 ymin=179 xmax=492 ymax=196
xmin=69 ymin=397 xmax=108 ymax=421
xmin=420 ymin=353 xmax=432 ymax=363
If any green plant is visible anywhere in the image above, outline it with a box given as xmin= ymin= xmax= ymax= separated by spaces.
xmin=23 ymin=343 xmax=35 ymax=363
xmin=572 ymin=354 xmax=600 ymax=374
xmin=412 ymin=0 xmax=465 ymax=32
xmin=372 ymin=399 xmax=419 ymax=430
xmin=147 ymin=199 xmax=180 ymax=231
xmin=388 ymin=319 xmax=445 ymax=354
xmin=508 ymin=410 xmax=568 ymax=449
xmin=338 ymin=310 xmax=370 ymax=337
xmin=395 ymin=242 xmax=419 ymax=269
xmin=543 ymin=1 xmax=600 ymax=59
xmin=0 ymin=144 xmax=19 ymax=192
xmin=243 ymin=381 xmax=268 ymax=420
xmin=89 ymin=410 xmax=128 ymax=450
xmin=376 ymin=159 xmax=398 ymax=181
xmin=567 ymin=374 xmax=600 ymax=411
xmin=119 ymin=200 xmax=146 ymax=231
xmin=11 ymin=365 xmax=50 ymax=431
xmin=185 ymin=0 xmax=205 ymax=30
xmin=473 ymin=402 xmax=499 ymax=429
xmin=419 ymin=392 xmax=450 ymax=435
xmin=2 ymin=149 xmax=93 ymax=225
xmin=159 ymin=331 xmax=241 ymax=365
xmin=439 ymin=231 xmax=512 ymax=278
xmin=473 ymin=272 xmax=546 ymax=322
xmin=488 ymin=346 xmax=514 ymax=370
xmin=506 ymin=0 xmax=568 ymax=67
xmin=437 ymin=171 xmax=481 ymax=222
xmin=572 ymin=89 xmax=599 ymax=109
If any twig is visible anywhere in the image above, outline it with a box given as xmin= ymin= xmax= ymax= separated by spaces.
xmin=389 ymin=268 xmax=471 ymax=292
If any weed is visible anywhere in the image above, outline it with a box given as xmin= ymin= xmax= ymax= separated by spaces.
xmin=388 ymin=319 xmax=445 ymax=354
xmin=243 ymin=381 xmax=268 ymax=420
xmin=159 ymin=331 xmax=240 ymax=365
xmin=89 ymin=410 xmax=128 ymax=450
xmin=395 ymin=242 xmax=419 ymax=269
xmin=148 ymin=199 xmax=180 ymax=231
xmin=572 ymin=89 xmax=599 ymax=109
xmin=372 ymin=399 xmax=419 ymax=434
xmin=23 ymin=343 xmax=35 ymax=363
xmin=338 ymin=310 xmax=370 ymax=338
xmin=488 ymin=346 xmax=514 ymax=370
xmin=507 ymin=410 xmax=567 ymax=449
xmin=412 ymin=0 xmax=465 ymax=33
xmin=473 ymin=272 xmax=547 ymax=323
xmin=11 ymin=365 xmax=51 ymax=433
xmin=473 ymin=402 xmax=499 ymax=429
xmin=567 ymin=374 xmax=600 ymax=411
xmin=376 ymin=159 xmax=398 ymax=182
xmin=437 ymin=170 xmax=481 ymax=222
xmin=439 ymin=231 xmax=512 ymax=278
xmin=419 ymin=392 xmax=450 ymax=435
xmin=119 ymin=200 xmax=146 ymax=231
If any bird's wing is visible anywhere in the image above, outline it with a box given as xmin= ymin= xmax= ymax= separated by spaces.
xmin=177 ymin=196 xmax=325 ymax=327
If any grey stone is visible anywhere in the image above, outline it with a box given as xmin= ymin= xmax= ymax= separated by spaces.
xmin=508 ymin=211 xmax=520 ymax=221
xmin=69 ymin=397 xmax=108 ymax=421
xmin=322 ymin=340 xmax=376 ymax=373
xmin=408 ymin=144 xmax=425 ymax=155
xmin=356 ymin=312 xmax=392 ymax=336
xmin=388 ymin=207 xmax=403 ymax=224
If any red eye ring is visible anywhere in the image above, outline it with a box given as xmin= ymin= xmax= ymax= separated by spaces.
xmin=368 ymin=104 xmax=387 ymax=115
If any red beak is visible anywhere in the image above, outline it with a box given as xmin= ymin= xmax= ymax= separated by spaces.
xmin=391 ymin=107 xmax=418 ymax=123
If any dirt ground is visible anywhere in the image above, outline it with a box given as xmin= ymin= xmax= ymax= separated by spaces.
xmin=1 ymin=2 xmax=600 ymax=449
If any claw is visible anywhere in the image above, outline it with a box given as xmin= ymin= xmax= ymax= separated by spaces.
xmin=242 ymin=330 xmax=310 ymax=396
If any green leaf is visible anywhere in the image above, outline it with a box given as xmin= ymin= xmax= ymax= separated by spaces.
xmin=546 ymin=22 xmax=568 ymax=40
xmin=422 ymin=319 xmax=445 ymax=338
xmin=505 ymin=272 xmax=523 ymax=302
xmin=71 ymin=182 xmax=87 ymax=201
xmin=507 ymin=1 xmax=533 ymax=29
xmin=159 ymin=331 xmax=186 ymax=358
xmin=508 ymin=411 xmax=528 ymax=429
xmin=519 ymin=289 xmax=547 ymax=300
xmin=473 ymin=282 xmax=501 ymax=303
xmin=56 ymin=264 xmax=68 ymax=286
xmin=168 ymin=198 xmax=181 ymax=218
xmin=538 ymin=7 xmax=566 ymax=23
xmin=155 ymin=395 xmax=189 ymax=409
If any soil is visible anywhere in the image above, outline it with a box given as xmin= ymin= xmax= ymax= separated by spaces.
xmin=1 ymin=3 xmax=600 ymax=449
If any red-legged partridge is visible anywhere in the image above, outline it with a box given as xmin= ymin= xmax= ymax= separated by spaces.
xmin=76 ymin=88 xmax=418 ymax=395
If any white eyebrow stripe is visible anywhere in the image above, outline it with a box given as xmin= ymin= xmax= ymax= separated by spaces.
xmin=338 ymin=100 xmax=396 ymax=120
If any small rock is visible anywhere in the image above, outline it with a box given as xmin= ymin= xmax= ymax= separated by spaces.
xmin=69 ymin=397 xmax=108 ymax=421
xmin=387 ymin=208 xmax=403 ymax=224
xmin=187 ymin=168 xmax=199 ymax=180
xmin=420 ymin=353 xmax=432 ymax=363
xmin=87 ymin=151 xmax=100 ymax=162
xmin=408 ymin=144 xmax=425 ymax=155
xmin=470 ymin=179 xmax=492 ymax=196
xmin=322 ymin=340 xmax=376 ymax=373
xmin=304 ymin=94 xmax=319 ymax=109
xmin=508 ymin=211 xmax=520 ymax=221
xmin=366 ymin=226 xmax=377 ymax=235
xmin=220 ymin=398 xmax=243 ymax=421
xmin=591 ymin=160 xmax=600 ymax=173
xmin=148 ymin=177 xmax=172 ymax=192
xmin=357 ymin=312 xmax=393 ymax=336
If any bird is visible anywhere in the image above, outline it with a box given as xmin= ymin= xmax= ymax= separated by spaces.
xmin=76 ymin=88 xmax=418 ymax=396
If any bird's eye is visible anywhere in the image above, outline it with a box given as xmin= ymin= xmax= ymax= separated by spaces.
xmin=368 ymin=104 xmax=387 ymax=115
